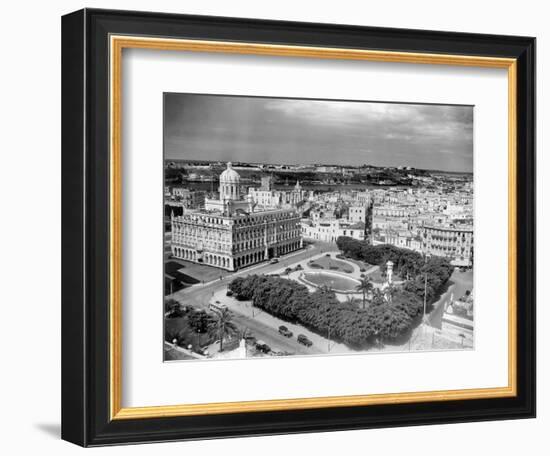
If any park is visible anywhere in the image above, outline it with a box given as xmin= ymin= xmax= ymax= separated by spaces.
xmin=164 ymin=237 xmax=472 ymax=361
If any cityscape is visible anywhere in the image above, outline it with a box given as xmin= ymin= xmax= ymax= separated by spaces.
xmin=163 ymin=94 xmax=474 ymax=362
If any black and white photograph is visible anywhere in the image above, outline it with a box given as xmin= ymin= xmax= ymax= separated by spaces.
xmin=163 ymin=93 xmax=475 ymax=361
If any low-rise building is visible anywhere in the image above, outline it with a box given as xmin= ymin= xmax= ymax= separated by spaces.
xmin=374 ymin=229 xmax=422 ymax=252
xmin=171 ymin=187 xmax=206 ymax=209
xmin=301 ymin=219 xmax=365 ymax=243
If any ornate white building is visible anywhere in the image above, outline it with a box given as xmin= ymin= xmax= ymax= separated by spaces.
xmin=248 ymin=179 xmax=306 ymax=209
xmin=422 ymin=224 xmax=474 ymax=267
xmin=171 ymin=162 xmax=303 ymax=271
xmin=204 ymin=162 xmax=255 ymax=215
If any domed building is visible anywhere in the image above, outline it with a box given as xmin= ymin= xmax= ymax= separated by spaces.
xmin=170 ymin=162 xmax=303 ymax=271
xmin=219 ymin=161 xmax=240 ymax=200
xmin=204 ymin=162 xmax=254 ymax=215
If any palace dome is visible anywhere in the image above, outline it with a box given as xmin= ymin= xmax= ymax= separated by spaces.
xmin=219 ymin=162 xmax=240 ymax=184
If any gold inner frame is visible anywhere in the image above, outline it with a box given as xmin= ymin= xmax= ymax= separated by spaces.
xmin=109 ymin=35 xmax=517 ymax=420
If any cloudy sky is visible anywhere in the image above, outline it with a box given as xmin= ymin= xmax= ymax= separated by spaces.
xmin=164 ymin=93 xmax=473 ymax=172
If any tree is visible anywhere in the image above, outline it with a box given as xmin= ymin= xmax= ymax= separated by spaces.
xmin=371 ymin=304 xmax=412 ymax=341
xmin=355 ymin=277 xmax=374 ymax=309
xmin=229 ymin=272 xmax=442 ymax=350
xmin=165 ymin=328 xmax=182 ymax=345
xmin=164 ymin=298 xmax=180 ymax=315
xmin=215 ymin=308 xmax=237 ymax=352
xmin=188 ymin=310 xmax=211 ymax=348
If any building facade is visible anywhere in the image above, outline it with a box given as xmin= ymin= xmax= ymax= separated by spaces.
xmin=170 ymin=163 xmax=302 ymax=271
xmin=348 ymin=206 xmax=367 ymax=223
xmin=171 ymin=187 xmax=206 ymax=209
xmin=374 ymin=229 xmax=422 ymax=252
xmin=422 ymin=225 xmax=474 ymax=267
xmin=248 ymin=180 xmax=306 ymax=209
xmin=301 ymin=218 xmax=365 ymax=243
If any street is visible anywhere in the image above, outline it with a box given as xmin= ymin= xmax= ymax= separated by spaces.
xmin=427 ymin=269 xmax=473 ymax=329
xmin=166 ymin=242 xmax=333 ymax=355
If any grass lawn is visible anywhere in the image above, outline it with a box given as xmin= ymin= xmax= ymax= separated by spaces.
xmin=308 ymin=255 xmax=354 ymax=273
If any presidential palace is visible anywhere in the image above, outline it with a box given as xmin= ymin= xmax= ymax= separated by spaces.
xmin=170 ymin=162 xmax=303 ymax=271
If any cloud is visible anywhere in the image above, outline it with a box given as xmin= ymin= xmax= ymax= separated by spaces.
xmin=264 ymin=99 xmax=473 ymax=144
xmin=164 ymin=94 xmax=473 ymax=172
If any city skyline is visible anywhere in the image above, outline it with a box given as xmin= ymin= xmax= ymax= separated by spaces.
xmin=164 ymin=160 xmax=474 ymax=361
xmin=164 ymin=93 xmax=474 ymax=173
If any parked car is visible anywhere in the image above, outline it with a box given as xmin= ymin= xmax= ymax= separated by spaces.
xmin=270 ymin=258 xmax=279 ymax=264
xmin=226 ymin=290 xmax=233 ymax=297
xmin=255 ymin=340 xmax=271 ymax=353
xmin=297 ymin=334 xmax=313 ymax=347
xmin=278 ymin=325 xmax=293 ymax=338
xmin=244 ymin=333 xmax=257 ymax=343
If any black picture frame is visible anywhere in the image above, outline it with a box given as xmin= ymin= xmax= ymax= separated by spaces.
xmin=62 ymin=8 xmax=536 ymax=447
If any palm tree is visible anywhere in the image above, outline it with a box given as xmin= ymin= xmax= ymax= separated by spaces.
xmin=355 ymin=277 xmax=374 ymax=309
xmin=215 ymin=308 xmax=237 ymax=352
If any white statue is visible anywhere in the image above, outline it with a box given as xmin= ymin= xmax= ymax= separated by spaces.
xmin=386 ymin=260 xmax=394 ymax=284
